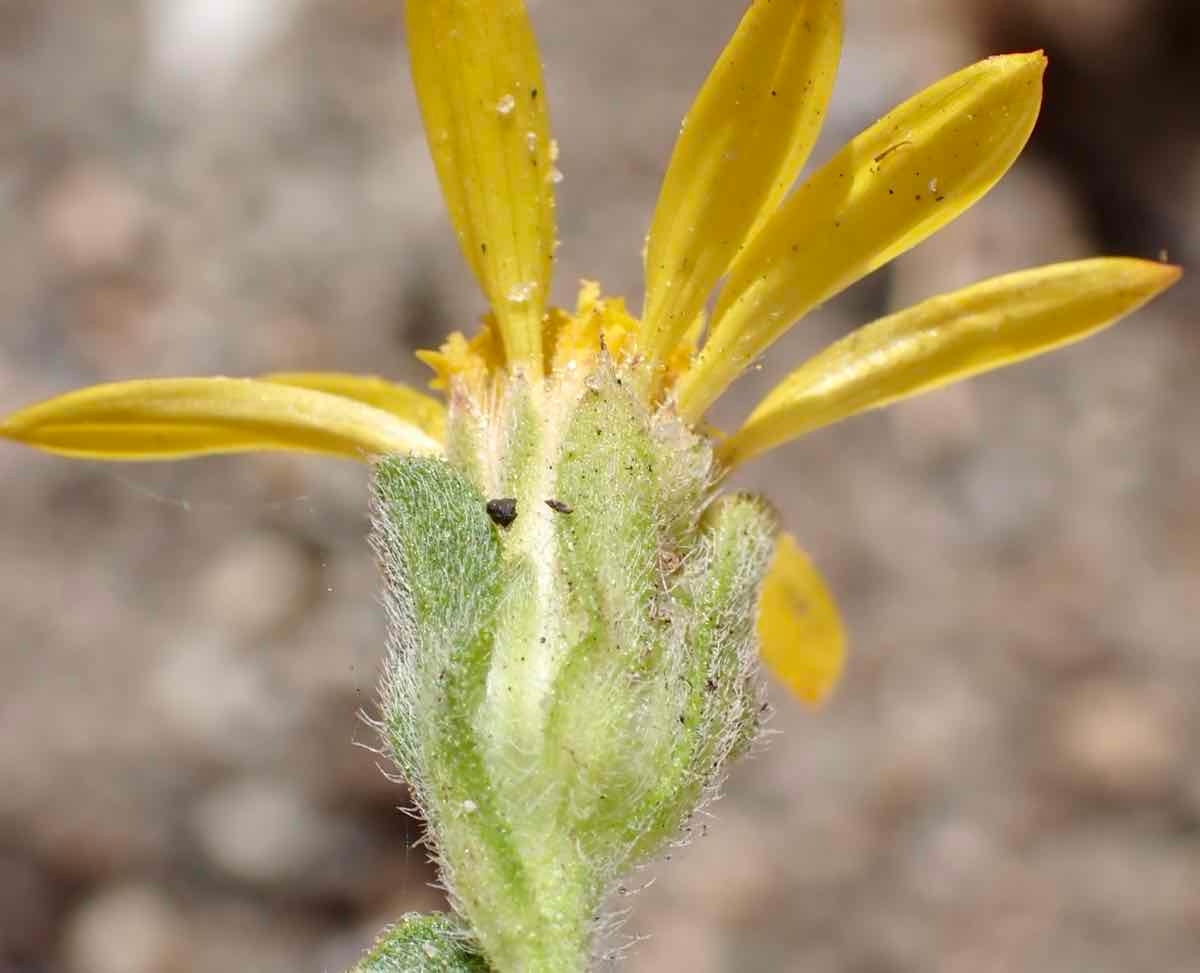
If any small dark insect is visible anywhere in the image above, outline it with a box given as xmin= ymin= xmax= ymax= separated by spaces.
xmin=705 ymin=677 xmax=717 ymax=692
xmin=544 ymin=498 xmax=573 ymax=514
xmin=486 ymin=498 xmax=518 ymax=528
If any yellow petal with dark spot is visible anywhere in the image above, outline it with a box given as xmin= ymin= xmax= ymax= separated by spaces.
xmin=641 ymin=0 xmax=841 ymax=363
xmin=677 ymin=52 xmax=1047 ymax=420
xmin=721 ymin=258 xmax=1181 ymax=468
xmin=0 ymin=377 xmax=441 ymax=462
xmin=758 ymin=533 xmax=846 ymax=705
xmin=407 ymin=0 xmax=555 ymax=374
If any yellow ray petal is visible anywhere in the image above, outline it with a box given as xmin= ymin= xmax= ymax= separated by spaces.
xmin=0 ymin=377 xmax=442 ymax=462
xmin=676 ymin=52 xmax=1047 ymax=421
xmin=407 ymin=0 xmax=555 ymax=375
xmin=641 ymin=0 xmax=841 ymax=363
xmin=263 ymin=371 xmax=446 ymax=440
xmin=721 ymin=258 xmax=1181 ymax=468
xmin=758 ymin=532 xmax=845 ymax=705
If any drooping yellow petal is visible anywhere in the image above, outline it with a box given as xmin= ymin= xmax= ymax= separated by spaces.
xmin=721 ymin=258 xmax=1181 ymax=468
xmin=758 ymin=532 xmax=845 ymax=705
xmin=407 ymin=0 xmax=555 ymax=375
xmin=263 ymin=371 xmax=446 ymax=441
xmin=641 ymin=0 xmax=842 ymax=363
xmin=676 ymin=52 xmax=1047 ymax=421
xmin=0 ymin=377 xmax=441 ymax=462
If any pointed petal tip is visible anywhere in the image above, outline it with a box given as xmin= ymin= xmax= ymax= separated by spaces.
xmin=990 ymin=49 xmax=1047 ymax=71
xmin=1105 ymin=255 xmax=1184 ymax=298
xmin=977 ymin=51 xmax=1046 ymax=93
xmin=1148 ymin=260 xmax=1184 ymax=288
xmin=0 ymin=415 xmax=28 ymax=442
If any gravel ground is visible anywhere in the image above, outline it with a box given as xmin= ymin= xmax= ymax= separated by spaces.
xmin=1 ymin=2 xmax=1197 ymax=971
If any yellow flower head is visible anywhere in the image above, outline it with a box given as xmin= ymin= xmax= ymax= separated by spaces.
xmin=1 ymin=0 xmax=1180 ymax=709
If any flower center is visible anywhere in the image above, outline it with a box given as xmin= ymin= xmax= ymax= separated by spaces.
xmin=417 ymin=281 xmax=697 ymax=404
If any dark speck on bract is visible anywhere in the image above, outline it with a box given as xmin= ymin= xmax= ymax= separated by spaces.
xmin=486 ymin=498 xmax=518 ymax=528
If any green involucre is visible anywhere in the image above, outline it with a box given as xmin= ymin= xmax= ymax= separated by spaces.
xmin=371 ymin=365 xmax=777 ymax=973
xmin=354 ymin=913 xmax=489 ymax=973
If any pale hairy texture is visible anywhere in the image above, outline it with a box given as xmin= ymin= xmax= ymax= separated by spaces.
xmin=370 ymin=366 xmax=777 ymax=973
xmin=354 ymin=914 xmax=488 ymax=973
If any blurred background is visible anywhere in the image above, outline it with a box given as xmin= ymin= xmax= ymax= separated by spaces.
xmin=1 ymin=1 xmax=1198 ymax=970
